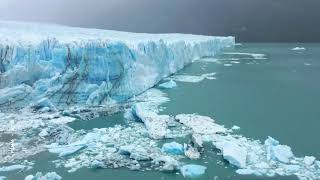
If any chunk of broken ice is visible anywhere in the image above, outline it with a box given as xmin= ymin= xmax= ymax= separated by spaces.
xmin=291 ymin=47 xmax=306 ymax=51
xmin=215 ymin=141 xmax=247 ymax=168
xmin=303 ymin=156 xmax=316 ymax=166
xmin=270 ymin=145 xmax=294 ymax=164
xmin=180 ymin=164 xmax=207 ymax=178
xmin=184 ymin=144 xmax=201 ymax=159
xmin=24 ymin=172 xmax=62 ymax=180
xmin=152 ymin=156 xmax=179 ymax=171
xmin=119 ymin=145 xmax=150 ymax=161
xmin=0 ymin=164 xmax=31 ymax=172
xmin=161 ymin=142 xmax=184 ymax=155
xmin=231 ymin=125 xmax=240 ymax=130
xmin=169 ymin=73 xmax=216 ymax=83
xmin=158 ymin=80 xmax=177 ymax=89
xmin=131 ymin=103 xmax=169 ymax=139
xmin=175 ymin=114 xmax=227 ymax=135
xmin=47 ymin=143 xmax=87 ymax=157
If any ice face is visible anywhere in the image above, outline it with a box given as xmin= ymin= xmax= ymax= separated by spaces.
xmin=0 ymin=21 xmax=234 ymax=110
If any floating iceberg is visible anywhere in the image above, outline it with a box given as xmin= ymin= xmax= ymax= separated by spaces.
xmin=0 ymin=20 xmax=234 ymax=110
xmin=180 ymin=164 xmax=207 ymax=178
xmin=131 ymin=103 xmax=169 ymax=139
xmin=161 ymin=142 xmax=184 ymax=155
xmin=152 ymin=156 xmax=179 ymax=171
xmin=215 ymin=141 xmax=247 ymax=168
xmin=223 ymin=52 xmax=267 ymax=60
xmin=175 ymin=114 xmax=227 ymax=134
xmin=47 ymin=143 xmax=87 ymax=157
xmin=0 ymin=164 xmax=31 ymax=172
xmin=25 ymin=172 xmax=62 ymax=180
xmin=291 ymin=47 xmax=306 ymax=51
xmin=158 ymin=80 xmax=177 ymax=89
xmin=169 ymin=73 xmax=216 ymax=83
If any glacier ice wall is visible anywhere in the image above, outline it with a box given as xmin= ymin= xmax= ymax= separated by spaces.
xmin=0 ymin=21 xmax=234 ymax=109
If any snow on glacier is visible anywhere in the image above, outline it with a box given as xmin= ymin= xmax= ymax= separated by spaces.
xmin=0 ymin=20 xmax=234 ymax=110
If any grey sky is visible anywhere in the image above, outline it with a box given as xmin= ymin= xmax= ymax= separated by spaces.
xmin=0 ymin=0 xmax=319 ymax=42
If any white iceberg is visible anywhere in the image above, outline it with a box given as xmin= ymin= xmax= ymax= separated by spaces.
xmin=152 ymin=156 xmax=179 ymax=171
xmin=131 ymin=103 xmax=169 ymax=139
xmin=175 ymin=114 xmax=227 ymax=134
xmin=223 ymin=52 xmax=267 ymax=60
xmin=25 ymin=172 xmax=62 ymax=180
xmin=215 ymin=141 xmax=247 ymax=168
xmin=303 ymin=156 xmax=316 ymax=166
xmin=158 ymin=80 xmax=177 ymax=89
xmin=291 ymin=47 xmax=306 ymax=51
xmin=0 ymin=164 xmax=31 ymax=172
xmin=169 ymin=73 xmax=216 ymax=83
xmin=47 ymin=143 xmax=87 ymax=157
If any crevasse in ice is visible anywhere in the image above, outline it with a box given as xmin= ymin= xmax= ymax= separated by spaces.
xmin=0 ymin=21 xmax=234 ymax=110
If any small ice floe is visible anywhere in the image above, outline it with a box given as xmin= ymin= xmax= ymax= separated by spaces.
xmin=25 ymin=172 xmax=62 ymax=180
xmin=161 ymin=142 xmax=184 ymax=155
xmin=230 ymin=61 xmax=240 ymax=64
xmin=152 ymin=156 xmax=179 ymax=171
xmin=0 ymin=164 xmax=32 ymax=172
xmin=223 ymin=52 xmax=267 ymax=60
xmin=224 ymin=64 xmax=233 ymax=67
xmin=291 ymin=47 xmax=306 ymax=51
xmin=215 ymin=141 xmax=247 ymax=168
xmin=169 ymin=73 xmax=216 ymax=83
xmin=119 ymin=145 xmax=150 ymax=161
xmin=196 ymin=58 xmax=219 ymax=63
xmin=235 ymin=43 xmax=242 ymax=46
xmin=231 ymin=125 xmax=240 ymax=130
xmin=47 ymin=143 xmax=87 ymax=157
xmin=304 ymin=62 xmax=312 ymax=66
xmin=0 ymin=176 xmax=5 ymax=180
xmin=303 ymin=156 xmax=316 ymax=166
xmin=132 ymin=88 xmax=170 ymax=113
xmin=184 ymin=144 xmax=201 ymax=159
xmin=158 ymin=80 xmax=177 ymax=89
xmin=264 ymin=136 xmax=294 ymax=163
xmin=175 ymin=114 xmax=227 ymax=135
xmin=131 ymin=103 xmax=169 ymax=139
xmin=180 ymin=164 xmax=207 ymax=178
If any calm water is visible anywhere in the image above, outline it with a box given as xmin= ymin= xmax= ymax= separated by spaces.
xmin=5 ymin=43 xmax=320 ymax=179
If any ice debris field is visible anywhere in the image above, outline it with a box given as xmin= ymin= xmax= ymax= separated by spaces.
xmin=0 ymin=21 xmax=319 ymax=180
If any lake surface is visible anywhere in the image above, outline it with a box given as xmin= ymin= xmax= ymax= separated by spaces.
xmin=4 ymin=43 xmax=320 ymax=180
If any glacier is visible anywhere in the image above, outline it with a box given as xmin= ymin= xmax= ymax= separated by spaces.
xmin=0 ymin=21 xmax=234 ymax=110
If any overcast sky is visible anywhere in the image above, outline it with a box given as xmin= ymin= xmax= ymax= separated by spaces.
xmin=0 ymin=0 xmax=319 ymax=42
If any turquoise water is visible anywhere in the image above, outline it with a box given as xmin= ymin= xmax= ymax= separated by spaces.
xmin=4 ymin=43 xmax=320 ymax=179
